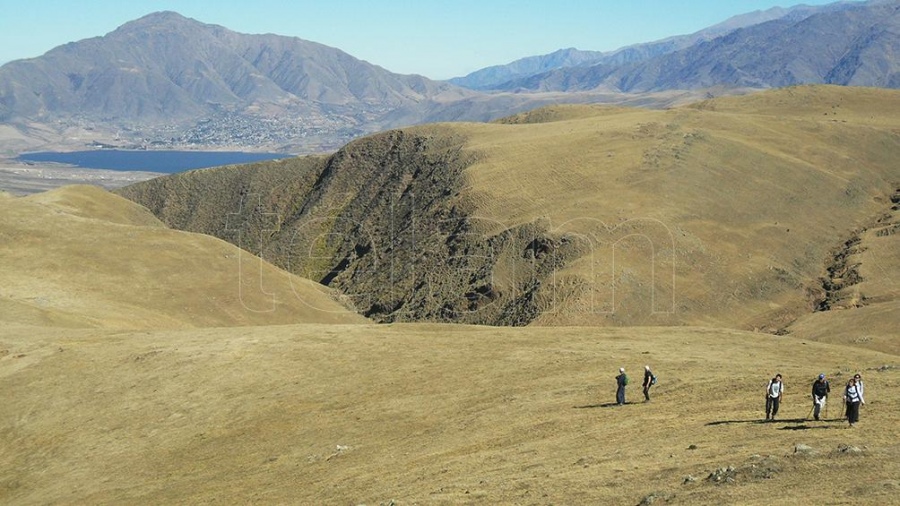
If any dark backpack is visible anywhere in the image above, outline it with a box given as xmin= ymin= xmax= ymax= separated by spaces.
xmin=651 ymin=374 xmax=658 ymax=386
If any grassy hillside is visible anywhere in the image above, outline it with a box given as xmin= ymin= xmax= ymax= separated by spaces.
xmin=460 ymin=86 xmax=900 ymax=332
xmin=2 ymin=324 xmax=897 ymax=505
xmin=1 ymin=93 xmax=898 ymax=505
xmin=0 ymin=185 xmax=364 ymax=329
xmin=120 ymin=85 xmax=900 ymax=335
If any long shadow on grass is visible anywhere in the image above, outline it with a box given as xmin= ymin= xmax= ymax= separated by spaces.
xmin=707 ymin=419 xmax=768 ymax=426
xmin=706 ymin=418 xmax=810 ymax=426
xmin=705 ymin=418 xmax=846 ymax=430
xmin=574 ymin=402 xmax=631 ymax=409
xmin=778 ymin=420 xmax=847 ymax=431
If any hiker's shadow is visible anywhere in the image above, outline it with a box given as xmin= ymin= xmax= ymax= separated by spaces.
xmin=778 ymin=420 xmax=845 ymax=431
xmin=706 ymin=419 xmax=771 ymax=426
xmin=705 ymin=418 xmax=844 ymax=429
xmin=574 ymin=402 xmax=629 ymax=409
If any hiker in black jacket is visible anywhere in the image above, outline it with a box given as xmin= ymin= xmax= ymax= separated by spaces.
xmin=615 ymin=367 xmax=628 ymax=405
xmin=642 ymin=365 xmax=655 ymax=402
xmin=811 ymin=373 xmax=830 ymax=421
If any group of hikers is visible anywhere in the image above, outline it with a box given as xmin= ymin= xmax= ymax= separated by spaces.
xmin=613 ymin=367 xmax=867 ymax=427
xmin=614 ymin=365 xmax=657 ymax=405
xmin=765 ymin=372 xmax=866 ymax=426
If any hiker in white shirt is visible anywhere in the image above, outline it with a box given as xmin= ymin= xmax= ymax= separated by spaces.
xmin=765 ymin=374 xmax=784 ymax=421
xmin=853 ymin=373 xmax=865 ymax=399
xmin=844 ymin=377 xmax=865 ymax=427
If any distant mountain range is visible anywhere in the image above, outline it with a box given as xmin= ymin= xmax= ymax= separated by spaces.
xmin=0 ymin=12 xmax=482 ymax=152
xmin=1 ymin=1 xmax=898 ymax=154
xmin=460 ymin=0 xmax=900 ymax=92
xmin=447 ymin=2 xmax=853 ymax=90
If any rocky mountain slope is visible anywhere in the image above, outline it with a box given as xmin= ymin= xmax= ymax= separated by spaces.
xmin=0 ymin=11 xmax=476 ymax=152
xmin=0 ymin=12 xmax=693 ymax=156
xmin=5 ymin=2 xmax=898 ymax=157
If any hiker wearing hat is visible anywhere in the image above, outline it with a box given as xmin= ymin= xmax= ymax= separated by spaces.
xmin=615 ymin=367 xmax=628 ymax=405
xmin=642 ymin=365 xmax=656 ymax=402
xmin=811 ymin=373 xmax=830 ymax=421
xmin=765 ymin=373 xmax=784 ymax=421
xmin=843 ymin=376 xmax=865 ymax=427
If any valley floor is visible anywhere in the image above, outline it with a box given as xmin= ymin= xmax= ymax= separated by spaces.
xmin=2 ymin=324 xmax=897 ymax=505
xmin=0 ymin=162 xmax=161 ymax=195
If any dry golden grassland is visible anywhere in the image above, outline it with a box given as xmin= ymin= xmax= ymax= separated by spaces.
xmin=1 ymin=324 xmax=897 ymax=505
xmin=1 ymin=86 xmax=898 ymax=505
xmin=0 ymin=186 xmax=364 ymax=329
xmin=452 ymin=86 xmax=900 ymax=331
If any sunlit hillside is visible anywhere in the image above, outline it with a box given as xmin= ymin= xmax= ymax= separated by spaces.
xmin=1 ymin=87 xmax=898 ymax=506
xmin=2 ymin=323 xmax=897 ymax=505
xmin=120 ymin=85 xmax=900 ymax=337
xmin=459 ymin=86 xmax=900 ymax=333
xmin=0 ymin=185 xmax=364 ymax=329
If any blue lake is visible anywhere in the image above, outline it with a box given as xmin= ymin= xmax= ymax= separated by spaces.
xmin=17 ymin=150 xmax=292 ymax=174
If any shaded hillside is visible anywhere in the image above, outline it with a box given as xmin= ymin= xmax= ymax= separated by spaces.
xmin=118 ymin=130 xmax=575 ymax=325
xmin=0 ymin=185 xmax=363 ymax=329
xmin=120 ymin=86 xmax=900 ymax=331
xmin=501 ymin=1 xmax=900 ymax=93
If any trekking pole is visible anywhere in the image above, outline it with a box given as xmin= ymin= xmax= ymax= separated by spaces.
xmin=825 ymin=399 xmax=829 ymax=420
xmin=806 ymin=403 xmax=814 ymax=420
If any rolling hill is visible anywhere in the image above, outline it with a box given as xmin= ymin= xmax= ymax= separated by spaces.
xmin=0 ymin=86 xmax=897 ymax=505
xmin=0 ymin=185 xmax=364 ymax=329
xmin=118 ymin=85 xmax=900 ymax=339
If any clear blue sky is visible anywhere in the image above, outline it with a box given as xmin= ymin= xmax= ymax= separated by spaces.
xmin=0 ymin=0 xmax=846 ymax=79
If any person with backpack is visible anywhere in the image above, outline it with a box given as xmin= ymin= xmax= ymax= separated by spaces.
xmin=615 ymin=367 xmax=628 ymax=405
xmin=843 ymin=376 xmax=865 ymax=427
xmin=642 ymin=365 xmax=656 ymax=402
xmin=853 ymin=373 xmax=865 ymax=400
xmin=811 ymin=373 xmax=830 ymax=421
xmin=765 ymin=373 xmax=784 ymax=421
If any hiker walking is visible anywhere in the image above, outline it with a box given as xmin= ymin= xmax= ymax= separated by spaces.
xmin=811 ymin=373 xmax=830 ymax=421
xmin=642 ymin=365 xmax=655 ymax=402
xmin=765 ymin=373 xmax=784 ymax=421
xmin=843 ymin=377 xmax=865 ymax=427
xmin=615 ymin=367 xmax=628 ymax=405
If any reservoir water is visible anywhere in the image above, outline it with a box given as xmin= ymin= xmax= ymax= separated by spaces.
xmin=17 ymin=150 xmax=292 ymax=174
